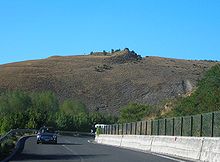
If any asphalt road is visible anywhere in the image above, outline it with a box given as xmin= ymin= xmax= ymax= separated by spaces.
xmin=10 ymin=135 xmax=187 ymax=162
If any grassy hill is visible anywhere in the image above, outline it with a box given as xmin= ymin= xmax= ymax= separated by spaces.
xmin=0 ymin=49 xmax=217 ymax=115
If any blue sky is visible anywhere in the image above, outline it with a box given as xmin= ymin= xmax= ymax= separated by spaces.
xmin=0 ymin=0 xmax=220 ymax=64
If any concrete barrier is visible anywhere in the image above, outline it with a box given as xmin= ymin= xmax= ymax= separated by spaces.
xmin=96 ymin=135 xmax=123 ymax=147
xmin=121 ymin=135 xmax=153 ymax=151
xmin=95 ymin=134 xmax=220 ymax=161
xmin=151 ymin=136 xmax=203 ymax=160
xmin=200 ymin=137 xmax=220 ymax=162
xmin=95 ymin=134 xmax=103 ymax=144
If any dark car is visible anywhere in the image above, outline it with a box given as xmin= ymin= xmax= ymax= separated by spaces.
xmin=37 ymin=127 xmax=57 ymax=144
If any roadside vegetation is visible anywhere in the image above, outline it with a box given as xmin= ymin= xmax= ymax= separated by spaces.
xmin=118 ymin=103 xmax=159 ymax=123
xmin=0 ymin=91 xmax=117 ymax=135
xmin=165 ymin=64 xmax=220 ymax=117
xmin=0 ymin=134 xmax=20 ymax=161
xmin=118 ymin=64 xmax=220 ymax=122
xmin=0 ymin=138 xmax=15 ymax=160
xmin=1 ymin=64 xmax=219 ymax=133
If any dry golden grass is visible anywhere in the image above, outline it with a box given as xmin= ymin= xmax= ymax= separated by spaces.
xmin=0 ymin=50 xmax=217 ymax=115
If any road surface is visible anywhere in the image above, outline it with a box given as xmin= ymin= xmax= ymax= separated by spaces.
xmin=11 ymin=135 xmax=188 ymax=162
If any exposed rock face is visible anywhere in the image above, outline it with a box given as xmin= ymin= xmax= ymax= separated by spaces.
xmin=108 ymin=48 xmax=142 ymax=64
xmin=182 ymin=80 xmax=193 ymax=93
xmin=0 ymin=50 xmax=217 ymax=115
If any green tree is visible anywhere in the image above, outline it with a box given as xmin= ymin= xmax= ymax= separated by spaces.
xmin=0 ymin=116 xmax=14 ymax=133
xmin=75 ymin=113 xmax=89 ymax=131
xmin=26 ymin=108 xmax=48 ymax=129
xmin=59 ymin=100 xmax=87 ymax=116
xmin=7 ymin=91 xmax=32 ymax=113
xmin=0 ymin=91 xmax=31 ymax=115
xmin=89 ymin=112 xmax=105 ymax=126
xmin=56 ymin=112 xmax=76 ymax=131
xmin=119 ymin=103 xmax=153 ymax=123
xmin=31 ymin=91 xmax=59 ymax=112
xmin=0 ymin=95 xmax=9 ymax=116
xmin=0 ymin=90 xmax=117 ymax=133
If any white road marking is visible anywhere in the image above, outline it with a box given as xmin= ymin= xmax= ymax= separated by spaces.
xmin=90 ymin=141 xmax=188 ymax=162
xmin=62 ymin=139 xmax=84 ymax=162
xmin=64 ymin=137 xmax=187 ymax=162
xmin=87 ymin=140 xmax=91 ymax=143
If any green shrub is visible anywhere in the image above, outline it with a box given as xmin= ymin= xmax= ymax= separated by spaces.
xmin=96 ymin=127 xmax=101 ymax=136
xmin=168 ymin=64 xmax=220 ymax=117
xmin=59 ymin=100 xmax=87 ymax=116
xmin=0 ymin=138 xmax=16 ymax=160
xmin=119 ymin=103 xmax=154 ymax=123
xmin=0 ymin=90 xmax=117 ymax=133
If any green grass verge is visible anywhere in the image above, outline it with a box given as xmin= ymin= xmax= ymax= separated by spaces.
xmin=0 ymin=136 xmax=18 ymax=161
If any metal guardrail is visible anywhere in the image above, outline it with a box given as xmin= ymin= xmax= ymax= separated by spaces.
xmin=101 ymin=111 xmax=220 ymax=137
xmin=0 ymin=129 xmax=37 ymax=144
xmin=0 ymin=129 xmax=93 ymax=144
xmin=57 ymin=130 xmax=95 ymax=137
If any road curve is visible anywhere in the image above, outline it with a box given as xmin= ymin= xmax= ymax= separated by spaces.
xmin=10 ymin=135 xmax=186 ymax=162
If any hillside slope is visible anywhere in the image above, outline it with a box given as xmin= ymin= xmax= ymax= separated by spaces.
xmin=0 ymin=49 xmax=217 ymax=114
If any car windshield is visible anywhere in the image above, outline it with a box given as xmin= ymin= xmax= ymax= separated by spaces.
xmin=39 ymin=127 xmax=55 ymax=133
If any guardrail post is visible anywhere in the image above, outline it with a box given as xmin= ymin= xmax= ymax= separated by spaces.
xmin=112 ymin=125 xmax=114 ymax=135
xmin=135 ymin=122 xmax=137 ymax=135
xmin=180 ymin=117 xmax=183 ymax=136
xmin=140 ymin=121 xmax=142 ymax=135
xmin=145 ymin=121 xmax=148 ymax=135
xmin=200 ymin=114 xmax=203 ymax=137
xmin=151 ymin=120 xmax=153 ymax=135
xmin=172 ymin=118 xmax=175 ymax=136
xmin=117 ymin=124 xmax=119 ymax=135
xmin=111 ymin=125 xmax=113 ymax=135
xmin=211 ymin=112 xmax=214 ymax=137
xmin=164 ymin=119 xmax=167 ymax=136
xmin=101 ymin=127 xmax=103 ymax=134
xmin=111 ymin=125 xmax=113 ymax=134
xmin=157 ymin=120 xmax=160 ymax=135
xmin=190 ymin=116 xmax=193 ymax=136
xmin=121 ymin=123 xmax=124 ymax=135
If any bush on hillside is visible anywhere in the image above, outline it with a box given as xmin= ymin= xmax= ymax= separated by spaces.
xmin=59 ymin=100 xmax=87 ymax=116
xmin=167 ymin=64 xmax=220 ymax=116
xmin=119 ymin=103 xmax=154 ymax=123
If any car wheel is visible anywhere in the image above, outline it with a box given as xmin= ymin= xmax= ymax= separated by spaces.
xmin=37 ymin=141 xmax=40 ymax=144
